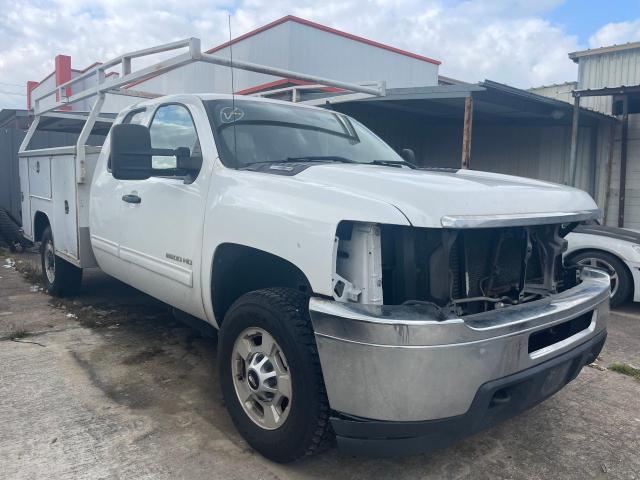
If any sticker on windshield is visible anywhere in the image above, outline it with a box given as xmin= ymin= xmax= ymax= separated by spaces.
xmin=220 ymin=106 xmax=245 ymax=123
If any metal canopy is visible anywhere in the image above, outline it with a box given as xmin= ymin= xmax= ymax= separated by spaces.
xmin=573 ymin=85 xmax=640 ymax=98
xmin=339 ymin=80 xmax=613 ymax=126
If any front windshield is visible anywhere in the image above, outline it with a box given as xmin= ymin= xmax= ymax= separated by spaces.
xmin=204 ymin=99 xmax=404 ymax=168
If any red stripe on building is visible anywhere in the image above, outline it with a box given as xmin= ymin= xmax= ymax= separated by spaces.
xmin=207 ymin=15 xmax=441 ymax=65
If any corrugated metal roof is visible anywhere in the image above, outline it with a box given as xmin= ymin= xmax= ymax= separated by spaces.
xmin=569 ymin=41 xmax=640 ymax=62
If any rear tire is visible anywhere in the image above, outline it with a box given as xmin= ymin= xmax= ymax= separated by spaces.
xmin=569 ymin=250 xmax=631 ymax=307
xmin=218 ymin=288 xmax=331 ymax=463
xmin=40 ymin=226 xmax=82 ymax=297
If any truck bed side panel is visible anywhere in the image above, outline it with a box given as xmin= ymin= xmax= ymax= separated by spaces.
xmin=51 ymin=155 xmax=79 ymax=259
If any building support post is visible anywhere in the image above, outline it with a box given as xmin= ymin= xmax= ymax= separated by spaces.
xmin=461 ymin=96 xmax=473 ymax=169
xmin=618 ymin=95 xmax=629 ymax=227
xmin=603 ymin=121 xmax=616 ymax=225
xmin=568 ymin=95 xmax=580 ymax=186
xmin=588 ymin=125 xmax=598 ymax=197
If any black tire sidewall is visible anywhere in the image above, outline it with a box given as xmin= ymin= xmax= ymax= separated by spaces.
xmin=39 ymin=226 xmax=82 ymax=297
xmin=570 ymin=250 xmax=631 ymax=307
xmin=40 ymin=227 xmax=57 ymax=294
xmin=218 ymin=290 xmax=325 ymax=462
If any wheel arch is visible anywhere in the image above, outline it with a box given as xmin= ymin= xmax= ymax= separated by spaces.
xmin=211 ymin=243 xmax=313 ymax=324
xmin=33 ymin=211 xmax=50 ymax=242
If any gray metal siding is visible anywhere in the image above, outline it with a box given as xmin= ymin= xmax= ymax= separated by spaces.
xmin=101 ymin=19 xmax=439 ymax=111
xmin=528 ymin=83 xmax=577 ymax=104
xmin=287 ymin=22 xmax=438 ymax=89
xmin=340 ymin=105 xmax=607 ymax=210
xmin=0 ymin=119 xmax=21 ymax=220
xmin=577 ymin=48 xmax=640 ymax=114
xmin=601 ymin=114 xmax=640 ymax=227
xmin=137 ymin=22 xmax=294 ymax=98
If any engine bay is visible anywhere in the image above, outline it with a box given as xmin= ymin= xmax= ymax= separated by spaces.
xmin=333 ymin=221 xmax=580 ymax=317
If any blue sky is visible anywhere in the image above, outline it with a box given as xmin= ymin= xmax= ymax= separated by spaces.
xmin=547 ymin=0 xmax=640 ymax=45
xmin=1 ymin=0 xmax=640 ymax=109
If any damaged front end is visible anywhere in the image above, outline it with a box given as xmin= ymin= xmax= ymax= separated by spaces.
xmin=332 ymin=221 xmax=582 ymax=317
xmin=314 ymin=218 xmax=610 ymax=455
xmin=379 ymin=223 xmax=579 ymax=317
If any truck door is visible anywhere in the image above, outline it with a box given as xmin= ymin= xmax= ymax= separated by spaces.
xmin=90 ymin=108 xmax=147 ymax=280
xmin=118 ymin=103 xmax=209 ymax=318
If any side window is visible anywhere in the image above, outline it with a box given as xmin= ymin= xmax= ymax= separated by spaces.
xmin=149 ymin=104 xmax=202 ymax=175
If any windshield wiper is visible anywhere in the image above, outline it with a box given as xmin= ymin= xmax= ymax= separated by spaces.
xmin=240 ymin=156 xmax=357 ymax=169
xmin=369 ymin=159 xmax=416 ymax=169
xmin=285 ymin=156 xmax=357 ymax=163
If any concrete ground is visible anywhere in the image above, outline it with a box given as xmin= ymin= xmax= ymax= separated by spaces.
xmin=1 ymin=251 xmax=639 ymax=480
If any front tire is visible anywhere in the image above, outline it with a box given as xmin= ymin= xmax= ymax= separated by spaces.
xmin=40 ymin=226 xmax=82 ymax=297
xmin=218 ymin=288 xmax=331 ymax=463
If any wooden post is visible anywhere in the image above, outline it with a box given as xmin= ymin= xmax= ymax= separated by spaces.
xmin=568 ymin=95 xmax=580 ymax=185
xmin=461 ymin=96 xmax=473 ymax=169
xmin=618 ymin=95 xmax=629 ymax=227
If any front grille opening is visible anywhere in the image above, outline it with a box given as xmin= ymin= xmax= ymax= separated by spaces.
xmin=378 ymin=224 xmax=577 ymax=317
xmin=528 ymin=312 xmax=593 ymax=354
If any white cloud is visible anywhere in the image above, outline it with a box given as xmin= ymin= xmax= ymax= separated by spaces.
xmin=589 ymin=19 xmax=640 ymax=49
xmin=0 ymin=0 xmax=583 ymax=109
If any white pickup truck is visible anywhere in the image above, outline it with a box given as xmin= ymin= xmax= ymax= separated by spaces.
xmin=19 ymin=40 xmax=610 ymax=462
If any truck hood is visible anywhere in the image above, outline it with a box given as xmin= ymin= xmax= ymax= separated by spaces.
xmin=295 ymin=164 xmax=599 ymax=228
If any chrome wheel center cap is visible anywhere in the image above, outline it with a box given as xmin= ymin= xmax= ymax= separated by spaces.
xmin=247 ymin=369 xmax=260 ymax=391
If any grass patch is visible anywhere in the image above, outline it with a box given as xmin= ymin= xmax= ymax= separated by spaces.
xmin=609 ymin=362 xmax=640 ymax=381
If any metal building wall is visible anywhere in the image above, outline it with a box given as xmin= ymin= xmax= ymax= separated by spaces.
xmin=528 ymin=82 xmax=577 ymax=104
xmin=573 ymin=46 xmax=640 ymax=227
xmin=577 ymin=47 xmax=640 ymax=114
xmin=599 ymin=114 xmax=640 ymax=227
xmin=116 ymin=18 xmax=439 ymax=104
xmin=0 ymin=114 xmax=21 ymax=220
xmin=338 ymin=104 xmax=607 ymax=207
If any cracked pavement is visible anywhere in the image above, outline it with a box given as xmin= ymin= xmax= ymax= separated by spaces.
xmin=1 ymin=252 xmax=639 ymax=479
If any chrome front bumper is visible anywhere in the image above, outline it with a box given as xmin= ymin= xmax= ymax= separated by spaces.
xmin=309 ymin=267 xmax=610 ymax=422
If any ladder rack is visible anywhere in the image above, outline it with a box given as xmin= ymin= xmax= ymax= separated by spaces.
xmin=32 ymin=37 xmax=385 ymax=115
xmin=24 ymin=36 xmax=386 ymax=182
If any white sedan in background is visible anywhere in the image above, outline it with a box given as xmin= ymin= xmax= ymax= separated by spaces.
xmin=566 ymin=224 xmax=640 ymax=307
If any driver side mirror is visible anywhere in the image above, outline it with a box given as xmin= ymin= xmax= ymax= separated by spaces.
xmin=110 ymin=123 xmax=153 ymax=180
xmin=110 ymin=124 xmax=188 ymax=180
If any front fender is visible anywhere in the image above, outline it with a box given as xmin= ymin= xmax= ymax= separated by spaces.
xmin=200 ymin=165 xmax=410 ymax=324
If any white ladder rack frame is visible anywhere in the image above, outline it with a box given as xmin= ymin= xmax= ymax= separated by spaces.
xmin=23 ymin=36 xmax=385 ymax=183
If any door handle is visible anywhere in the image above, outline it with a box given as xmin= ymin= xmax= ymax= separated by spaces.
xmin=122 ymin=194 xmax=141 ymax=204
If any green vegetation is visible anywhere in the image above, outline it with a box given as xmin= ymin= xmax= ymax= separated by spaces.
xmin=609 ymin=362 xmax=640 ymax=381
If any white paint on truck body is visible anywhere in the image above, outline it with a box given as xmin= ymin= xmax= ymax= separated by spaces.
xmin=86 ymin=94 xmax=600 ymax=327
